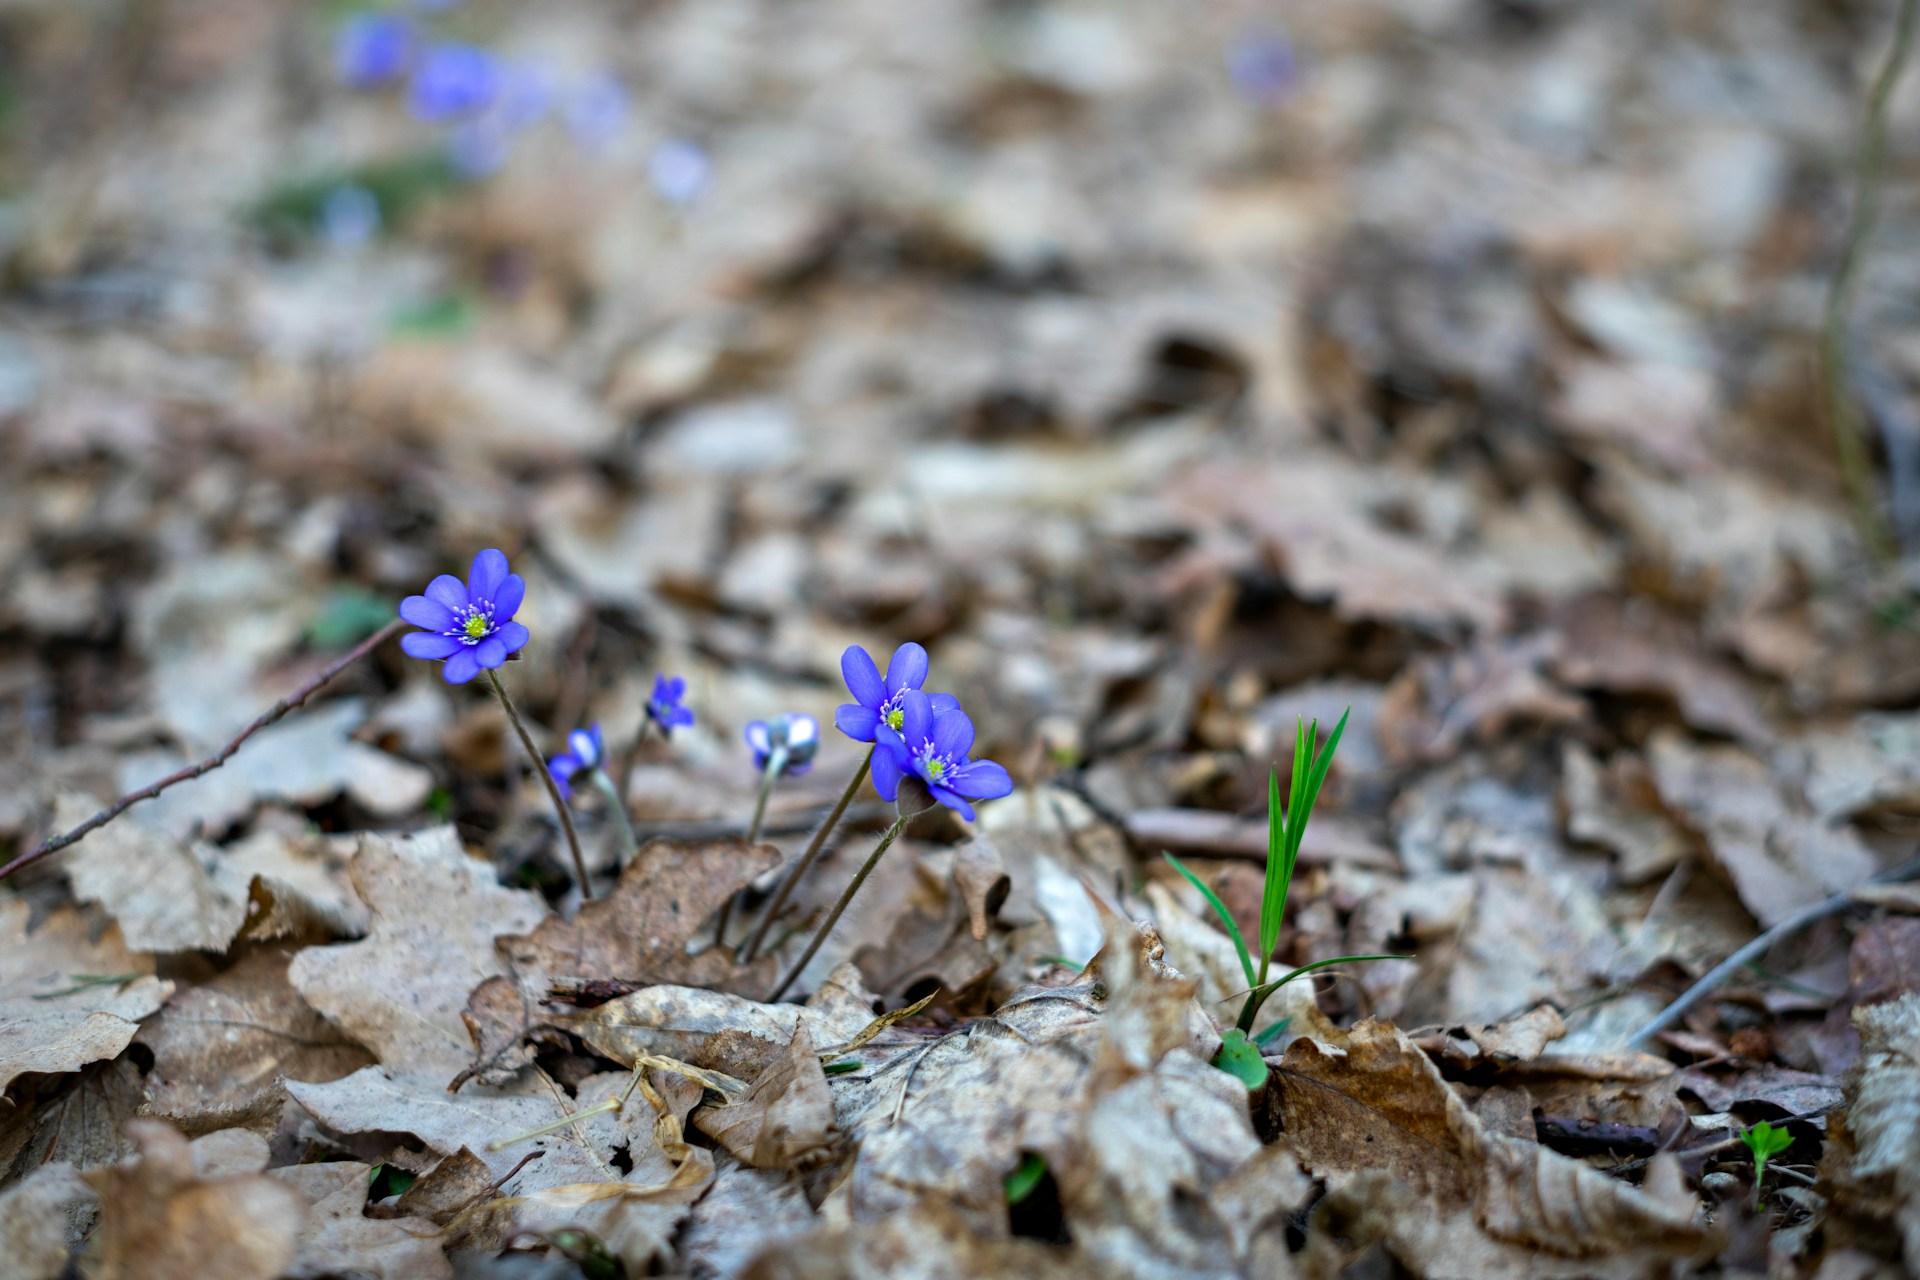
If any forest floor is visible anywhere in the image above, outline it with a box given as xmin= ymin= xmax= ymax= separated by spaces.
xmin=3 ymin=1 xmax=1920 ymax=1277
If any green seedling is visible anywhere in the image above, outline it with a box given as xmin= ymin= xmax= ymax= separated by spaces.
xmin=1005 ymin=1152 xmax=1048 ymax=1206
xmin=1166 ymin=710 xmax=1406 ymax=1079
xmin=1739 ymin=1121 xmax=1794 ymax=1208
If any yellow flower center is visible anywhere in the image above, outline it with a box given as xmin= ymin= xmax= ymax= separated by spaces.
xmin=886 ymin=708 xmax=904 ymax=731
xmin=925 ymin=758 xmax=946 ymax=780
xmin=462 ymin=614 xmax=490 ymax=639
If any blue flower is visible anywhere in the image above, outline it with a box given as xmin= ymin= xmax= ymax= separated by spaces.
xmin=409 ymin=44 xmax=500 ymax=121
xmin=547 ymin=723 xmax=606 ymax=800
xmin=835 ymin=643 xmax=958 ymax=748
xmin=1227 ymin=30 xmax=1297 ymax=107
xmin=565 ymin=76 xmax=629 ymax=152
xmin=870 ymin=691 xmax=1012 ymax=822
xmin=336 ymin=14 xmax=414 ymax=89
xmin=648 ymin=674 xmax=695 ymax=732
xmin=746 ymin=714 xmax=819 ymax=776
xmin=647 ymin=138 xmax=709 ymax=206
xmin=398 ymin=548 xmax=530 ymax=684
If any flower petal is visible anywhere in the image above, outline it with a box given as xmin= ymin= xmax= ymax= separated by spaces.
xmin=495 ymin=621 xmax=530 ymax=655
xmin=841 ymin=645 xmax=885 ymax=709
xmin=667 ymin=705 xmax=695 ymax=729
xmin=475 ymin=636 xmax=508 ymax=668
xmin=786 ymin=760 xmax=813 ymax=776
xmin=835 ymin=704 xmax=879 ymax=742
xmin=426 ymin=576 xmax=468 ymax=613
xmin=929 ymin=786 xmax=975 ymax=822
xmin=896 ymin=690 xmax=931 ymax=749
xmin=884 ymin=642 xmax=929 ymax=698
xmin=468 ymin=548 xmax=510 ymax=602
xmin=548 ymin=755 xmax=580 ymax=798
xmin=442 ymin=649 xmax=482 ymax=684
xmin=927 ymin=692 xmax=959 ymax=716
xmin=947 ymin=759 xmax=1013 ymax=801
xmin=785 ymin=714 xmax=819 ymax=750
xmin=744 ymin=721 xmax=770 ymax=760
xmin=491 ymin=573 xmax=526 ymax=619
xmin=930 ymin=706 xmax=975 ymax=761
xmin=870 ymin=742 xmax=905 ymax=801
xmin=399 ymin=595 xmax=456 ymax=631
xmin=568 ymin=729 xmax=599 ymax=765
xmin=401 ymin=631 xmax=461 ymax=660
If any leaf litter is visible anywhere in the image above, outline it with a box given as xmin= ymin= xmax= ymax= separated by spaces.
xmin=5 ymin=0 xmax=1920 ymax=1275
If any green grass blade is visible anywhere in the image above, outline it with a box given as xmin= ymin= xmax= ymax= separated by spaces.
xmin=1165 ymin=852 xmax=1257 ymax=990
xmin=1286 ymin=708 xmax=1349 ymax=870
xmin=1259 ymin=766 xmax=1284 ymax=968
xmin=1244 ymin=953 xmax=1409 ymax=1006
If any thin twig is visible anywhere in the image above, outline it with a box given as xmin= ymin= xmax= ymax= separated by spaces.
xmin=486 ymin=669 xmax=594 ymax=900
xmin=1821 ymin=0 xmax=1919 ymax=562
xmin=0 ymin=619 xmax=405 ymax=882
xmin=739 ymin=747 xmax=872 ymax=964
xmin=1625 ymin=856 xmax=1920 ymax=1051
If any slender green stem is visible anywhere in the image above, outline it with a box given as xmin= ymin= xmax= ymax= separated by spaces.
xmin=769 ymin=814 xmax=909 ymax=1002
xmin=615 ymin=716 xmax=650 ymax=808
xmin=739 ymin=747 xmax=872 ymax=964
xmin=721 ymin=745 xmax=791 ymax=948
xmin=486 ymin=669 xmax=593 ymax=899
xmin=745 ymin=746 xmax=788 ymax=845
xmin=589 ymin=769 xmax=638 ymax=865
xmin=1823 ymin=0 xmax=1918 ymax=563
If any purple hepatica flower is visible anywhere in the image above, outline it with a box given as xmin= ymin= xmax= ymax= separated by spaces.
xmin=547 ymin=723 xmax=605 ymax=801
xmin=870 ymin=691 xmax=1012 ymax=822
xmin=1227 ymin=29 xmax=1298 ymax=107
xmin=648 ymin=674 xmax=695 ymax=732
xmin=647 ymin=138 xmax=709 ymax=206
xmin=565 ymin=76 xmax=630 ymax=152
xmin=410 ymin=44 xmax=500 ymax=121
xmin=398 ymin=548 xmax=530 ymax=685
xmin=834 ymin=643 xmax=957 ymax=748
xmin=337 ymin=13 xmax=414 ymax=89
xmin=746 ymin=713 xmax=819 ymax=776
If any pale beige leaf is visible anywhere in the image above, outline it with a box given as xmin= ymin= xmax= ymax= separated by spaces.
xmin=268 ymin=1162 xmax=450 ymax=1280
xmin=0 ymin=900 xmax=172 ymax=1093
xmin=1816 ymin=993 xmax=1920 ymax=1274
xmin=0 ymin=1162 xmax=95 ymax=1280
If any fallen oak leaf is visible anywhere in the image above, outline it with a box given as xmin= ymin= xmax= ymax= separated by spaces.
xmin=81 ymin=1119 xmax=305 ymax=1280
xmin=694 ymin=1024 xmax=837 ymax=1172
xmin=0 ymin=899 xmax=172 ymax=1094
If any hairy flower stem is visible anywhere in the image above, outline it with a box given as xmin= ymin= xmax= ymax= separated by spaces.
xmin=738 ymin=747 xmax=873 ymax=964
xmin=745 ymin=746 xmax=789 ymax=846
xmin=589 ymin=769 xmax=638 ymax=865
xmin=486 ymin=669 xmax=593 ymax=900
xmin=718 ymin=744 xmax=791 ymax=948
xmin=1823 ymin=0 xmax=1918 ymax=563
xmin=769 ymin=813 xmax=910 ymax=1002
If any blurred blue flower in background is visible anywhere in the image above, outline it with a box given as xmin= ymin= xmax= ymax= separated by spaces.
xmin=1227 ymin=29 xmax=1298 ymax=107
xmin=410 ymin=44 xmax=501 ymax=121
xmin=565 ymin=75 xmax=630 ymax=152
xmin=746 ymin=713 xmax=819 ymax=776
xmin=336 ymin=13 xmax=414 ymax=89
xmin=648 ymin=138 xmax=710 ymax=207
xmin=318 ymin=184 xmax=381 ymax=246
xmin=648 ymin=674 xmax=695 ymax=732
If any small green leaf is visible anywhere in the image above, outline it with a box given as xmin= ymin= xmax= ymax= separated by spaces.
xmin=1740 ymin=1121 xmax=1793 ymax=1167
xmin=823 ymin=1059 xmax=863 ymax=1076
xmin=426 ymin=788 xmax=455 ymax=821
xmin=1005 ymin=1152 xmax=1048 ymax=1205
xmin=307 ymin=588 xmax=396 ymax=649
xmin=1234 ymin=953 xmax=1410 ymax=1035
xmin=1252 ymin=1016 xmax=1292 ymax=1049
xmin=1212 ymin=1028 xmax=1269 ymax=1089
xmin=1165 ymin=853 xmax=1256 ymax=990
xmin=1036 ymin=955 xmax=1085 ymax=972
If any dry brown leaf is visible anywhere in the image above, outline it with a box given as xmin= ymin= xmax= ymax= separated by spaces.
xmin=80 ymin=1119 xmax=306 ymax=1280
xmin=1549 ymin=594 xmax=1771 ymax=746
xmin=138 ymin=945 xmax=373 ymax=1135
xmin=679 ymin=1159 xmax=816 ymax=1280
xmin=1377 ymin=634 xmax=1587 ymax=765
xmin=1145 ymin=879 xmax=1339 ymax=1047
xmin=491 ymin=1148 xmax=715 ymax=1274
xmin=1649 ymin=730 xmax=1878 ymax=927
xmin=953 ymin=838 xmax=1011 ymax=943
xmin=498 ymin=836 xmax=781 ymax=994
xmin=0 ymin=1162 xmax=95 ymax=1280
xmin=1276 ymin=1019 xmax=1710 ymax=1277
xmin=288 ymin=827 xmax=548 ymax=1079
xmin=53 ymin=792 xmax=247 ymax=954
xmin=558 ymin=985 xmax=803 ymax=1082
xmin=1 ymin=1060 xmax=146 ymax=1182
xmin=741 ymin=1199 xmax=1088 ymax=1280
xmin=268 ymin=1162 xmax=450 ymax=1280
xmin=694 ymin=1024 xmax=837 ymax=1172
xmin=1467 ymin=1004 xmax=1568 ymax=1063
xmin=0 ymin=899 xmax=173 ymax=1093
xmin=1815 ymin=993 xmax=1920 ymax=1274
xmin=1560 ymin=743 xmax=1691 ymax=884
